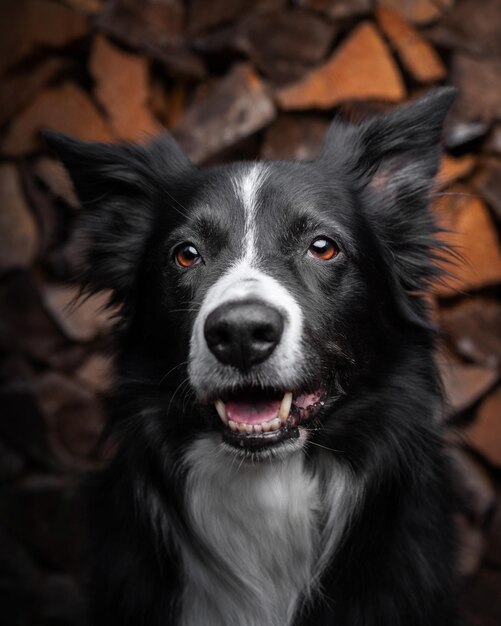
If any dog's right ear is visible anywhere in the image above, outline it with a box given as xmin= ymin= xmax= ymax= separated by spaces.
xmin=43 ymin=131 xmax=192 ymax=305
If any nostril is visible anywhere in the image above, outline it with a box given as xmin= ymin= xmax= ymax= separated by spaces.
xmin=205 ymin=324 xmax=230 ymax=350
xmin=219 ymin=329 xmax=230 ymax=344
xmin=214 ymin=327 xmax=230 ymax=345
xmin=252 ymin=323 xmax=278 ymax=344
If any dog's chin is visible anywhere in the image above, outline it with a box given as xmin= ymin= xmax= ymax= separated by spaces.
xmin=209 ymin=386 xmax=326 ymax=455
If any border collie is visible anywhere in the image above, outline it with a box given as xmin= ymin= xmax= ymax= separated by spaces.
xmin=45 ymin=87 xmax=460 ymax=626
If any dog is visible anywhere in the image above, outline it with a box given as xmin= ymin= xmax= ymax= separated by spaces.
xmin=45 ymin=87 xmax=460 ymax=626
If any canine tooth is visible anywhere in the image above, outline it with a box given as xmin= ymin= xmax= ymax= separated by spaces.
xmin=270 ymin=418 xmax=281 ymax=431
xmin=279 ymin=391 xmax=293 ymax=424
xmin=238 ymin=423 xmax=247 ymax=433
xmin=253 ymin=424 xmax=262 ymax=433
xmin=228 ymin=420 xmax=238 ymax=432
xmin=215 ymin=400 xmax=228 ymax=425
xmin=245 ymin=423 xmax=254 ymax=434
xmin=262 ymin=421 xmax=271 ymax=432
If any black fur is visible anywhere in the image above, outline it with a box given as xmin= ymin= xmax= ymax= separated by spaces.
xmin=45 ymin=87 xmax=460 ymax=625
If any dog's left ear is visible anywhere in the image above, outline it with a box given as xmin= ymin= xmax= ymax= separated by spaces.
xmin=321 ymin=87 xmax=456 ymax=200
xmin=358 ymin=88 xmax=456 ymax=200
xmin=321 ymin=88 xmax=455 ymax=311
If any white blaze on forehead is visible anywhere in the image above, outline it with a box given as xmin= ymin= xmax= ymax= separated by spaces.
xmin=232 ymin=164 xmax=269 ymax=263
xmin=188 ymin=163 xmax=305 ymax=394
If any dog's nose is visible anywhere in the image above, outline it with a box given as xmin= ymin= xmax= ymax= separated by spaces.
xmin=204 ymin=300 xmax=284 ymax=370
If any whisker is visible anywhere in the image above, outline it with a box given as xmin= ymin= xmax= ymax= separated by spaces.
xmin=162 ymin=186 xmax=191 ymax=219
xmin=166 ymin=376 xmax=192 ymax=418
xmin=307 ymin=441 xmax=345 ymax=454
xmin=166 ymin=308 xmax=201 ymax=314
xmin=157 ymin=360 xmax=189 ymax=387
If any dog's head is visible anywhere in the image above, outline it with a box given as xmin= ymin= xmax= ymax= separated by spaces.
xmin=46 ymin=88 xmax=454 ymax=457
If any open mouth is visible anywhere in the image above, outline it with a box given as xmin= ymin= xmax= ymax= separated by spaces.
xmin=214 ymin=387 xmax=325 ymax=450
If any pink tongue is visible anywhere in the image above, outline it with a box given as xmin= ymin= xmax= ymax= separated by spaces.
xmin=226 ymin=398 xmax=281 ymax=425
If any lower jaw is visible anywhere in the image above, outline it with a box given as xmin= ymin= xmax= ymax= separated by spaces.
xmin=222 ymin=423 xmax=300 ymax=450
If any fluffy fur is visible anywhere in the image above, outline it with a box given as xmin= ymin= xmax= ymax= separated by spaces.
xmin=45 ymin=87 xmax=460 ymax=626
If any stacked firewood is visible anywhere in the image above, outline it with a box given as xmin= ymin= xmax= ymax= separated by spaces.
xmin=1 ymin=1 xmax=501 ymax=623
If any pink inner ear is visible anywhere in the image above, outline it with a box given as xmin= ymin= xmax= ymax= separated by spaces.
xmin=367 ymin=153 xmax=402 ymax=199
xmin=370 ymin=169 xmax=390 ymax=192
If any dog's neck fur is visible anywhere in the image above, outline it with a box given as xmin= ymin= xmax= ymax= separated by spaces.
xmin=179 ymin=434 xmax=359 ymax=626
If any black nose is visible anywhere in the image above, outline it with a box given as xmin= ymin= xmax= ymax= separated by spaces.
xmin=204 ymin=300 xmax=284 ymax=370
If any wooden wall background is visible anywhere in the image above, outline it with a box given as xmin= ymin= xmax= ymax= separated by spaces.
xmin=1 ymin=1 xmax=501 ymax=623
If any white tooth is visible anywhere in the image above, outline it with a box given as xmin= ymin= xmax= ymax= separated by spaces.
xmin=262 ymin=421 xmax=271 ymax=432
xmin=228 ymin=420 xmax=238 ymax=431
xmin=279 ymin=391 xmax=293 ymax=424
xmin=238 ymin=423 xmax=247 ymax=433
xmin=215 ymin=400 xmax=228 ymax=425
xmin=245 ymin=423 xmax=254 ymax=434
xmin=253 ymin=424 xmax=262 ymax=433
xmin=270 ymin=418 xmax=281 ymax=431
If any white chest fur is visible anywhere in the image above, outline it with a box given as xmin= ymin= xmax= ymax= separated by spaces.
xmin=179 ymin=435 xmax=355 ymax=626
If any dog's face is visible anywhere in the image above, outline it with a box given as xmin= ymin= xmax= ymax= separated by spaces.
xmin=170 ymin=161 xmax=368 ymax=450
xmin=46 ymin=88 xmax=454 ymax=457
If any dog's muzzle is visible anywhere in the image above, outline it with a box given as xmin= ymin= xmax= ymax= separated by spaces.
xmin=188 ymin=264 xmax=323 ymax=451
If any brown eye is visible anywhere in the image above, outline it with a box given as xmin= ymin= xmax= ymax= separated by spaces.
xmin=175 ymin=243 xmax=202 ymax=268
xmin=308 ymin=237 xmax=339 ymax=261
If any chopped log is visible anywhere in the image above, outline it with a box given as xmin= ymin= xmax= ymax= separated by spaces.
xmin=0 ymin=165 xmax=38 ymax=273
xmin=437 ymin=154 xmax=476 ymax=188
xmin=474 ymin=160 xmax=501 ymax=221
xmin=0 ymin=0 xmax=88 ymax=75
xmin=42 ymin=285 xmax=114 ymax=343
xmin=439 ymin=360 xmax=498 ymax=415
xmin=451 ymin=54 xmax=501 ymax=125
xmin=276 ymin=22 xmax=406 ymax=110
xmin=0 ymin=272 xmax=81 ymax=369
xmin=295 ymin=0 xmax=371 ymax=19
xmin=75 ymin=354 xmax=113 ymax=394
xmin=187 ymin=0 xmax=286 ymax=35
xmin=485 ymin=125 xmax=501 ymax=155
xmin=0 ymin=58 xmax=65 ymax=127
xmin=34 ymin=371 xmax=106 ymax=462
xmin=89 ymin=35 xmax=161 ymax=141
xmin=376 ymin=6 xmax=446 ymax=83
xmin=246 ymin=10 xmax=336 ymax=84
xmin=439 ymin=298 xmax=501 ymax=367
xmin=1 ymin=83 xmax=114 ymax=156
xmin=433 ymin=191 xmax=501 ymax=296
xmin=261 ymin=114 xmax=329 ymax=160
xmin=377 ymin=0 xmax=454 ymax=25
xmin=96 ymin=0 xmax=184 ymax=47
xmin=464 ymin=388 xmax=501 ymax=467
xmin=33 ymin=158 xmax=79 ymax=209
xmin=427 ymin=0 xmax=501 ymax=57
xmin=96 ymin=0 xmax=205 ymax=79
xmin=173 ymin=64 xmax=275 ymax=164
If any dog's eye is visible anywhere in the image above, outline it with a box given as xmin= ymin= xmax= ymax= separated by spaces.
xmin=174 ymin=243 xmax=202 ymax=268
xmin=308 ymin=237 xmax=338 ymax=261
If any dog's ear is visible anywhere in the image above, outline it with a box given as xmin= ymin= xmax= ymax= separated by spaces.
xmin=321 ymin=89 xmax=455 ymax=322
xmin=321 ymin=88 xmax=455 ymax=199
xmin=43 ymin=131 xmax=192 ymax=305
xmin=357 ymin=88 xmax=455 ymax=199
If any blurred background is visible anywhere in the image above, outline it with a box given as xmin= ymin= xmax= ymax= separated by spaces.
xmin=0 ymin=0 xmax=500 ymax=624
